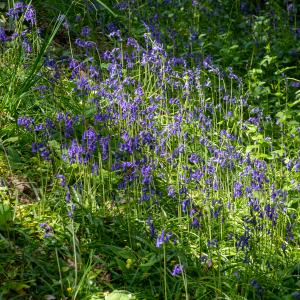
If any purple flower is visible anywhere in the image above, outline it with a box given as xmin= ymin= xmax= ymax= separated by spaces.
xmin=68 ymin=204 xmax=76 ymax=218
xmin=82 ymin=127 xmax=98 ymax=153
xmin=22 ymin=38 xmax=32 ymax=53
xmin=191 ymin=217 xmax=200 ymax=228
xmin=182 ymin=199 xmax=190 ymax=213
xmin=207 ymin=239 xmax=218 ymax=248
xmin=108 ymin=30 xmax=122 ymax=41
xmin=24 ymin=5 xmax=36 ymax=25
xmin=7 ymin=2 xmax=25 ymax=19
xmin=56 ymin=174 xmax=66 ymax=187
xmin=75 ymin=38 xmax=86 ymax=47
xmin=211 ymin=205 xmax=222 ymax=218
xmin=250 ymin=279 xmax=263 ymax=297
xmin=167 ymin=185 xmax=176 ymax=198
xmin=65 ymin=186 xmax=71 ymax=203
xmin=89 ymin=65 xmax=99 ymax=78
xmin=92 ymin=163 xmax=99 ymax=174
xmin=31 ymin=142 xmax=51 ymax=161
xmin=156 ymin=230 xmax=173 ymax=248
xmin=76 ymin=76 xmax=90 ymax=91
xmin=81 ymin=26 xmax=91 ymax=37
xmin=17 ymin=116 xmax=34 ymax=130
xmin=34 ymin=124 xmax=45 ymax=132
xmin=127 ymin=37 xmax=140 ymax=49
xmin=171 ymin=264 xmax=183 ymax=276
xmin=141 ymin=165 xmax=152 ymax=185
xmin=228 ymin=67 xmax=241 ymax=83
xmin=84 ymin=41 xmax=96 ymax=49
xmin=191 ymin=169 xmax=204 ymax=182
xmin=68 ymin=139 xmax=84 ymax=164
xmin=120 ymin=132 xmax=139 ymax=154
xmin=291 ymin=81 xmax=300 ymax=88
xmin=40 ymin=148 xmax=51 ymax=161
xmin=0 ymin=27 xmax=6 ymax=42
xmin=146 ymin=216 xmax=156 ymax=238
xmin=189 ymin=153 xmax=200 ymax=164
xmin=264 ymin=204 xmax=278 ymax=226
xmin=236 ymin=233 xmax=250 ymax=250
xmin=40 ymin=222 xmax=52 ymax=237
xmin=203 ymin=56 xmax=212 ymax=69
xmin=233 ymin=181 xmax=243 ymax=198
xmin=99 ymin=136 xmax=110 ymax=160
xmin=156 ymin=230 xmax=165 ymax=248
xmin=192 ymin=0 xmax=198 ymax=7
xmin=58 ymin=14 xmax=69 ymax=29
xmin=32 ymin=142 xmax=43 ymax=153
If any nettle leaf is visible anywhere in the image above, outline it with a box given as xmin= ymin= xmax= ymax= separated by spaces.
xmin=271 ymin=149 xmax=286 ymax=157
xmin=255 ymin=153 xmax=272 ymax=160
xmin=246 ymin=144 xmax=260 ymax=153
xmin=105 ymin=290 xmax=136 ymax=300
xmin=260 ymin=55 xmax=277 ymax=67
xmin=251 ymin=134 xmax=264 ymax=142
xmin=276 ymin=111 xmax=292 ymax=122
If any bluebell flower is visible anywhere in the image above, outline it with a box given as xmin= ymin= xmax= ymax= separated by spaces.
xmin=56 ymin=174 xmax=66 ymax=187
xmin=250 ymin=279 xmax=263 ymax=297
xmin=22 ymin=38 xmax=32 ymax=53
xmin=82 ymin=127 xmax=98 ymax=153
xmin=68 ymin=204 xmax=76 ymax=219
xmin=24 ymin=5 xmax=36 ymax=26
xmin=64 ymin=185 xmax=71 ymax=203
xmin=191 ymin=217 xmax=200 ymax=228
xmin=167 ymin=185 xmax=176 ymax=198
xmin=291 ymin=81 xmax=300 ymax=88
xmin=171 ymin=264 xmax=183 ymax=276
xmin=156 ymin=230 xmax=165 ymax=248
xmin=156 ymin=230 xmax=173 ymax=248
xmin=7 ymin=2 xmax=24 ymax=19
xmin=146 ymin=216 xmax=156 ymax=239
xmin=68 ymin=139 xmax=84 ymax=164
xmin=141 ymin=165 xmax=152 ymax=185
xmin=127 ymin=37 xmax=140 ymax=49
xmin=108 ymin=30 xmax=122 ymax=41
xmin=40 ymin=222 xmax=53 ymax=237
xmin=182 ymin=199 xmax=190 ymax=213
xmin=76 ymin=76 xmax=90 ymax=91
xmin=0 ymin=27 xmax=6 ymax=42
xmin=236 ymin=233 xmax=250 ymax=250
xmin=233 ymin=181 xmax=243 ymax=198
xmin=189 ymin=153 xmax=200 ymax=164
xmin=211 ymin=206 xmax=222 ymax=219
xmin=81 ymin=26 xmax=91 ymax=37
xmin=17 ymin=116 xmax=34 ymax=130
xmin=92 ymin=163 xmax=99 ymax=175
xmin=207 ymin=239 xmax=218 ymax=248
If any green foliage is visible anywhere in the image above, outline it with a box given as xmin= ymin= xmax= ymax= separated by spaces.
xmin=0 ymin=0 xmax=300 ymax=299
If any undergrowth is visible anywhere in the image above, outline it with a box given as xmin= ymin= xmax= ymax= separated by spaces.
xmin=0 ymin=1 xmax=299 ymax=299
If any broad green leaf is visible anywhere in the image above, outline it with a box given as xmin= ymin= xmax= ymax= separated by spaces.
xmin=105 ymin=290 xmax=136 ymax=300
